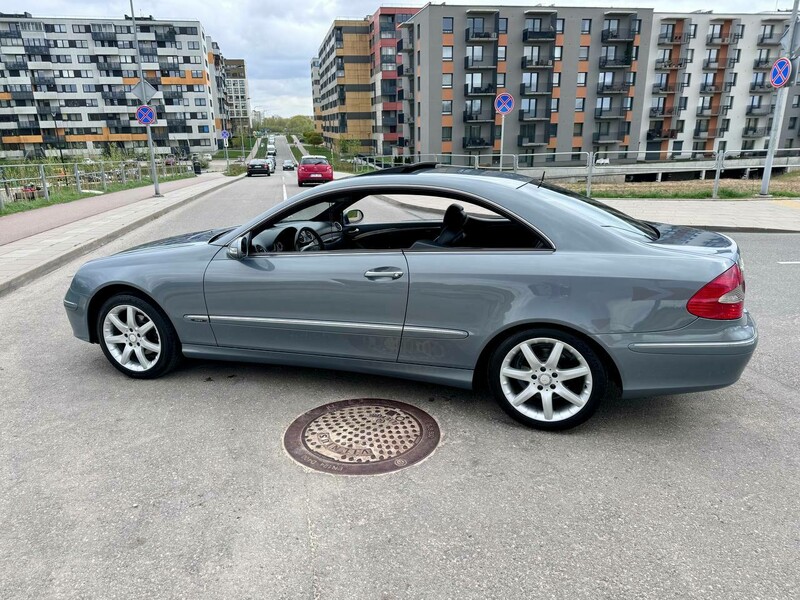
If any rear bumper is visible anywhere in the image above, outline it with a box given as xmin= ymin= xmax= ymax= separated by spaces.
xmin=595 ymin=312 xmax=757 ymax=398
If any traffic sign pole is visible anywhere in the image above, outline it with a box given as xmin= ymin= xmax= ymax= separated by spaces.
xmin=761 ymin=0 xmax=799 ymax=196
xmin=130 ymin=0 xmax=161 ymax=196
xmin=500 ymin=114 xmax=505 ymax=172
xmin=494 ymin=93 xmax=515 ymax=172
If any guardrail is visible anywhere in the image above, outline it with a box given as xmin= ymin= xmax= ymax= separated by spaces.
xmin=0 ymin=159 xmax=194 ymax=211
xmin=356 ymin=148 xmax=800 ymax=198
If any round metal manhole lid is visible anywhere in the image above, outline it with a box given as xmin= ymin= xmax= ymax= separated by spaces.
xmin=283 ymin=398 xmax=440 ymax=475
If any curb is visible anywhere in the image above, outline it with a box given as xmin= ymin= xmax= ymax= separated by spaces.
xmin=0 ymin=175 xmax=244 ymax=299
xmin=377 ymin=196 xmax=800 ymax=234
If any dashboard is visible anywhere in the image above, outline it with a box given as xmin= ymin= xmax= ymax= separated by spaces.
xmin=250 ymin=220 xmax=344 ymax=253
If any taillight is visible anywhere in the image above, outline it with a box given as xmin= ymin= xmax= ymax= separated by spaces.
xmin=687 ymin=263 xmax=745 ymax=320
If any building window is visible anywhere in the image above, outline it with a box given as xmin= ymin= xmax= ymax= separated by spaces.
xmin=633 ymin=19 xmax=642 ymax=34
xmin=555 ymin=19 xmax=565 ymax=34
xmin=442 ymin=126 xmax=452 ymax=141
xmin=442 ymin=46 xmax=453 ymax=61
xmin=497 ymin=73 xmax=505 ymax=88
xmin=793 ymin=95 xmax=799 ymax=108
xmin=195 ymin=98 xmax=206 ymax=106
xmin=199 ymin=125 xmax=209 ymax=133
xmin=551 ymin=98 xmax=559 ymax=113
xmin=498 ymin=46 xmax=506 ymax=61
xmin=498 ymin=18 xmax=508 ymax=34
xmin=790 ymin=117 xmax=798 ymax=129
xmin=576 ymin=72 xmax=587 ymax=86
xmin=442 ymin=100 xmax=452 ymax=114
xmin=575 ymin=98 xmax=585 ymax=112
xmin=624 ymin=97 xmax=633 ymax=111
xmin=581 ymin=19 xmax=592 ymax=34
xmin=689 ymin=24 xmax=697 ymax=38
xmin=442 ymin=17 xmax=453 ymax=34
xmin=579 ymin=46 xmax=589 ymax=61
xmin=554 ymin=46 xmax=562 ymax=61
xmin=632 ymin=46 xmax=639 ymax=60
xmin=442 ymin=73 xmax=452 ymax=88
xmin=552 ymin=73 xmax=561 ymax=87
xmin=574 ymin=123 xmax=583 ymax=136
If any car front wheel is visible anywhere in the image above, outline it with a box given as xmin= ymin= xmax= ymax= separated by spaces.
xmin=97 ymin=294 xmax=181 ymax=379
xmin=488 ymin=328 xmax=608 ymax=430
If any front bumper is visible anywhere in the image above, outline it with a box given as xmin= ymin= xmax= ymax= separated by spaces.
xmin=595 ymin=311 xmax=758 ymax=399
xmin=64 ymin=286 xmax=91 ymax=342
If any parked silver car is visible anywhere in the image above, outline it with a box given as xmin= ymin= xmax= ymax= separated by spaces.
xmin=64 ymin=166 xmax=756 ymax=429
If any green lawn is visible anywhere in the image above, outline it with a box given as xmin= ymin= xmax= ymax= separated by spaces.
xmin=0 ymin=172 xmax=195 ymax=216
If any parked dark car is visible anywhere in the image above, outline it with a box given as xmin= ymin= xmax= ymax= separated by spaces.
xmin=246 ymin=159 xmax=271 ymax=177
xmin=64 ymin=165 xmax=756 ymax=430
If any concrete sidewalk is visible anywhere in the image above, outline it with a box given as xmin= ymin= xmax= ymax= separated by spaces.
xmin=0 ymin=173 xmax=242 ymax=297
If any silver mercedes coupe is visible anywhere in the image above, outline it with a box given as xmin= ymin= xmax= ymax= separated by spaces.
xmin=64 ymin=165 xmax=757 ymax=430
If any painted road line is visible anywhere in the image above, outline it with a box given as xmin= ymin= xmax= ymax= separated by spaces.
xmin=777 ymin=261 xmax=800 ymax=264
xmin=282 ymin=174 xmax=287 ymax=201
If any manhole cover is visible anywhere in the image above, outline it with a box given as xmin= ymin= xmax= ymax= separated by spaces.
xmin=283 ymin=398 xmax=440 ymax=475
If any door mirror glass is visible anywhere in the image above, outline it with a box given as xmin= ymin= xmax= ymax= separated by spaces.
xmin=227 ymin=235 xmax=249 ymax=260
xmin=345 ymin=209 xmax=364 ymax=224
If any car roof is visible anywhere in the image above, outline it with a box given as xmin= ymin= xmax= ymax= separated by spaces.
xmin=302 ymin=155 xmax=328 ymax=160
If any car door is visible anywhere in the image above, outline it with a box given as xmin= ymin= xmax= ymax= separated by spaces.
xmin=203 ymin=249 xmax=409 ymax=362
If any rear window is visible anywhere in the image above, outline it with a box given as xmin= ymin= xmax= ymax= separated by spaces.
xmin=301 ymin=157 xmax=329 ymax=166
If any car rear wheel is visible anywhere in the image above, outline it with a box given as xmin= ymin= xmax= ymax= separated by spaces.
xmin=97 ymin=294 xmax=181 ymax=379
xmin=488 ymin=328 xmax=607 ymax=430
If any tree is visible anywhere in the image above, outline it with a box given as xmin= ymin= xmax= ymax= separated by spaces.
xmin=303 ymin=130 xmax=323 ymax=146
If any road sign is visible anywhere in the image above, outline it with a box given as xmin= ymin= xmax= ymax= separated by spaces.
xmin=494 ymin=92 xmax=515 ymax=114
xmin=135 ymin=105 xmax=156 ymax=125
xmin=771 ymin=57 xmax=792 ymax=88
xmin=131 ymin=80 xmax=158 ymax=103
xmin=221 ymin=129 xmax=230 ymax=140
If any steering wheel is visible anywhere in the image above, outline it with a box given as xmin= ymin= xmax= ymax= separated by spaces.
xmin=294 ymin=227 xmax=324 ymax=252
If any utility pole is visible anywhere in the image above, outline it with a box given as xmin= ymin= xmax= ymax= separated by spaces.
xmin=760 ymin=0 xmax=799 ymax=196
xmin=130 ymin=0 xmax=161 ymax=196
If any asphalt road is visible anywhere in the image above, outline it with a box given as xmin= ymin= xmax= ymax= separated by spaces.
xmin=1 ymin=152 xmax=798 ymax=599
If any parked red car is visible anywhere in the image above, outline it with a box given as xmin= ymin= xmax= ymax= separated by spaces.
xmin=297 ymin=155 xmax=333 ymax=186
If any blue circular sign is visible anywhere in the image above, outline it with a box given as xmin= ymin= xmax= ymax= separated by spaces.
xmin=136 ymin=105 xmax=155 ymax=125
xmin=221 ymin=129 xmax=230 ymax=140
xmin=771 ymin=57 xmax=792 ymax=89
xmin=494 ymin=92 xmax=515 ymax=114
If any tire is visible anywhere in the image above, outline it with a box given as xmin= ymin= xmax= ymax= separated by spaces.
xmin=488 ymin=328 xmax=608 ymax=430
xmin=96 ymin=294 xmax=181 ymax=379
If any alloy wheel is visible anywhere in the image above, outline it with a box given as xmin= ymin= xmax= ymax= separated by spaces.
xmin=102 ymin=304 xmax=162 ymax=372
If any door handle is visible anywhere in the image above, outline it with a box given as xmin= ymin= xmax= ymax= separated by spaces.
xmin=364 ymin=268 xmax=404 ymax=280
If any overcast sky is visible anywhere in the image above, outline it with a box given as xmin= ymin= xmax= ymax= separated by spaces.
xmin=3 ymin=0 xmax=792 ymax=116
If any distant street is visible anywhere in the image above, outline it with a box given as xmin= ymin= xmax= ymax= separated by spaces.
xmin=0 ymin=139 xmax=798 ymax=599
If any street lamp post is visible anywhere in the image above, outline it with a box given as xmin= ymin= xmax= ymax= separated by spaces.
xmin=51 ymin=112 xmax=64 ymax=164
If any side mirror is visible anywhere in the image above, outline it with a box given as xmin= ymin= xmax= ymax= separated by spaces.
xmin=227 ymin=235 xmax=249 ymax=260
xmin=345 ymin=209 xmax=364 ymax=225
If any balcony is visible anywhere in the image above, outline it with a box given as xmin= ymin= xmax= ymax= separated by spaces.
xmin=693 ymin=128 xmax=722 ymax=139
xmin=105 ymin=118 xmax=129 ymax=127
xmin=162 ymin=90 xmax=183 ymax=99
xmin=649 ymin=106 xmax=681 ymax=117
xmin=462 ymin=136 xmax=493 ymax=149
xmin=465 ymin=28 xmax=498 ymax=42
xmin=517 ymin=133 xmax=549 ymax=146
xmin=696 ymin=106 xmax=728 ymax=117
xmin=599 ymin=56 xmax=632 ymax=68
xmin=749 ymin=82 xmax=773 ymax=93
xmin=758 ymin=33 xmax=783 ymax=45
xmin=598 ymin=82 xmax=631 ymax=94
xmin=465 ymin=83 xmax=497 ymax=96
xmin=602 ymin=28 xmax=636 ymax=42
xmin=592 ymin=131 xmax=625 ymax=143
xmin=646 ymin=128 xmax=678 ymax=140
xmin=382 ymin=116 xmax=398 ymax=127
xmin=463 ymin=110 xmax=495 ymax=123
xmin=396 ymin=65 xmax=404 ymax=76
xmin=519 ymin=82 xmax=551 ymax=95
xmin=101 ymin=91 xmax=127 ymax=100
xmin=36 ymin=105 xmax=56 ymax=114
xmin=651 ymin=83 xmax=678 ymax=94
xmin=140 ymin=53 xmax=159 ymax=64
xmin=521 ymin=56 xmax=553 ymax=69
xmin=3 ymin=59 xmax=28 ymax=70
xmin=753 ymin=59 xmax=771 ymax=70
xmin=519 ymin=109 xmax=551 ymax=121
xmin=155 ymin=30 xmax=176 ymax=42
xmin=699 ymin=83 xmax=720 ymax=93
xmin=0 ymin=30 xmax=22 ymax=39
xmin=742 ymin=127 xmax=769 ymax=137
xmin=746 ymin=105 xmax=775 ymax=116
xmin=150 ymin=129 xmax=169 ymax=141
xmin=658 ymin=33 xmax=689 ymax=44
xmin=465 ymin=56 xmax=496 ymax=69
xmin=655 ymin=58 xmax=687 ymax=69
xmin=11 ymin=91 xmax=34 ymax=100
xmin=97 ymin=61 xmax=122 ymax=71
xmin=42 ymin=134 xmax=59 ymax=144
xmin=159 ymin=61 xmax=180 ymax=71
xmin=702 ymin=59 xmax=724 ymax=70
xmin=166 ymin=119 xmax=187 ymax=128
xmin=23 ymin=43 xmax=48 ymax=54
xmin=594 ymin=106 xmax=629 ymax=119
xmin=91 ymin=31 xmax=117 ymax=41
xmin=33 ymin=76 xmax=55 ymax=86
xmin=15 ymin=127 xmax=42 ymax=136
xmin=706 ymin=35 xmax=737 ymax=45
xmin=522 ymin=28 xmax=556 ymax=42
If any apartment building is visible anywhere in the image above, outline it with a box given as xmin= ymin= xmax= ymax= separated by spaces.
xmin=367 ymin=8 xmax=419 ymax=155
xmin=641 ymin=12 xmax=792 ymax=160
xmin=207 ymin=36 xmax=229 ymax=149
xmin=314 ymin=19 xmax=372 ymax=153
xmin=310 ymin=57 xmax=322 ymax=134
xmin=0 ymin=11 xmax=223 ymax=159
xmin=225 ymin=58 xmax=250 ymax=135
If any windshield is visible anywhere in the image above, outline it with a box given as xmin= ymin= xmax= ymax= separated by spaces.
xmin=536 ymin=182 xmax=659 ymax=239
xmin=301 ymin=157 xmax=329 ymax=165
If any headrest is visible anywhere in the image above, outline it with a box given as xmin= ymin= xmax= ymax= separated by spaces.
xmin=443 ymin=203 xmax=468 ymax=229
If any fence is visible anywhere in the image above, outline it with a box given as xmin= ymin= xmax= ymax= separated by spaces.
xmin=0 ymin=159 xmax=194 ymax=210
xmin=356 ymin=148 xmax=800 ymax=198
